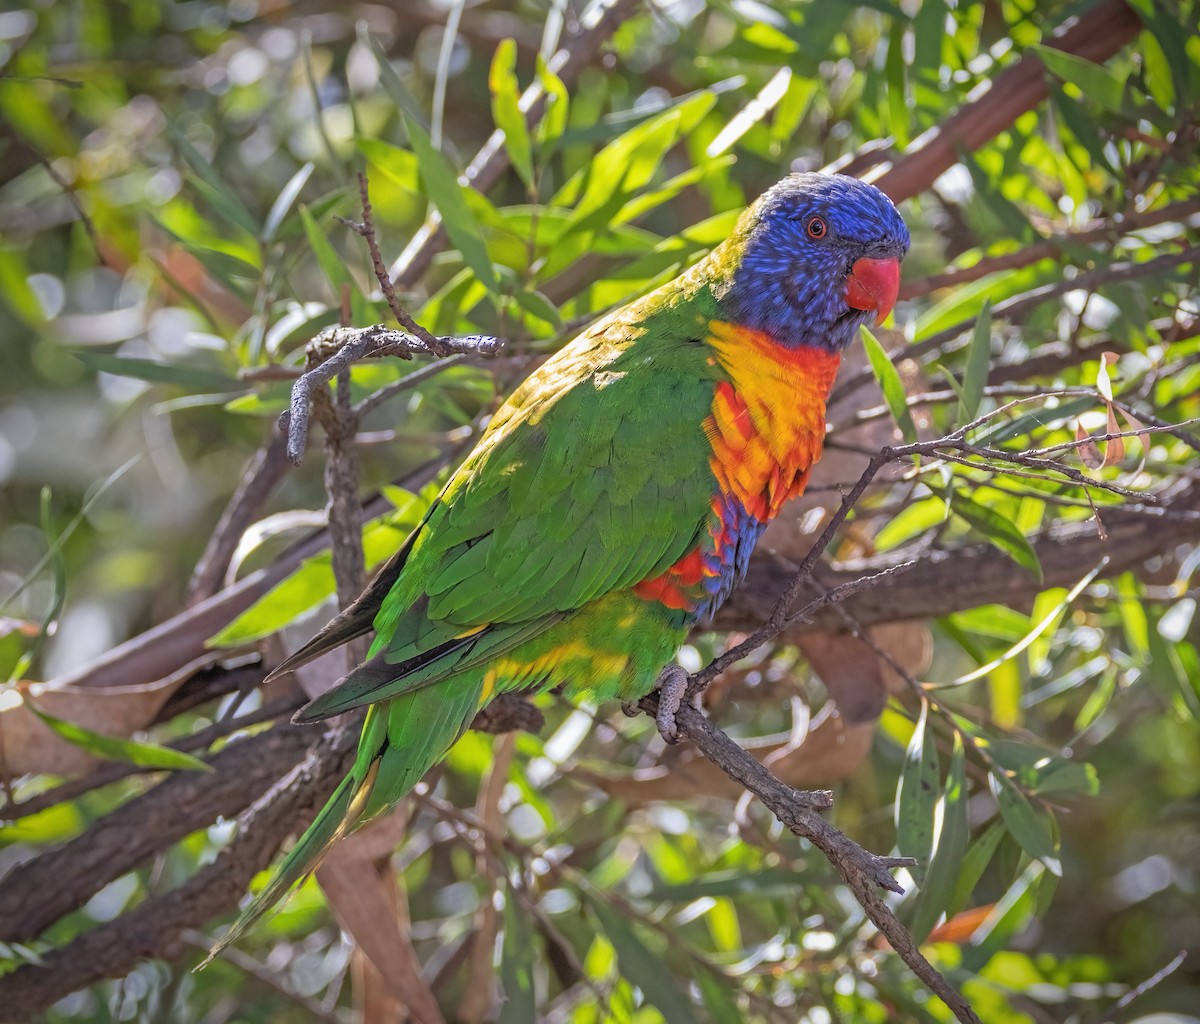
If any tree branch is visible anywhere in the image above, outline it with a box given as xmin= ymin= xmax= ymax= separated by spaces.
xmin=715 ymin=480 xmax=1200 ymax=635
xmin=871 ymin=0 xmax=1142 ymax=202
xmin=185 ymin=424 xmax=293 ymax=604
xmin=0 ymin=723 xmax=316 ymax=944
xmin=637 ymin=695 xmax=980 ymax=1024
xmin=898 ymin=198 xmax=1200 ymax=300
xmin=0 ymin=724 xmax=359 ymax=1023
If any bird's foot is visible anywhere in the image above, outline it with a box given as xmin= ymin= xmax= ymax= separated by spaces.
xmin=620 ymin=701 xmax=640 ymax=718
xmin=654 ymin=664 xmax=696 ymax=745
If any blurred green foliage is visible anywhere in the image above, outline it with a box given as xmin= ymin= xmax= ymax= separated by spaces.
xmin=1 ymin=0 xmax=1199 ymax=1021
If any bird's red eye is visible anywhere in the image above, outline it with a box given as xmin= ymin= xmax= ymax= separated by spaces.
xmin=806 ymin=216 xmax=828 ymax=240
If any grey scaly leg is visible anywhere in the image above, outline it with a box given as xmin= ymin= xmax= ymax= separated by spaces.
xmin=654 ymin=663 xmax=691 ymax=745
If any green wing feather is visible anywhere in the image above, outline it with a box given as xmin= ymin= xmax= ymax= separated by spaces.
xmin=296 ymin=286 xmax=726 ymax=721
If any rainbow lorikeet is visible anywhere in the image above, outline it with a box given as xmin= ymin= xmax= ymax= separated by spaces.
xmin=210 ymin=172 xmax=909 ymax=954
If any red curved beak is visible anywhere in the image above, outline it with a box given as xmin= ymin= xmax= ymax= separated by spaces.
xmin=845 ymin=256 xmax=901 ymax=323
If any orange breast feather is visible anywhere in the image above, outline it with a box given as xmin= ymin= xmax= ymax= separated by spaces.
xmin=703 ymin=320 xmax=840 ymax=522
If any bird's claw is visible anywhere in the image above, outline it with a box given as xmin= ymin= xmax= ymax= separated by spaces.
xmin=620 ymin=701 xmax=640 ymax=718
xmin=654 ymin=664 xmax=695 ymax=745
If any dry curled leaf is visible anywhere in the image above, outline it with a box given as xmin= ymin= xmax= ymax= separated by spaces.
xmin=1075 ymin=420 xmax=1104 ymax=470
xmin=1102 ymin=402 xmax=1125 ymax=467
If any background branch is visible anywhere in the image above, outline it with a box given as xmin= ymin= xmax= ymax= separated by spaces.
xmin=0 ymin=725 xmax=360 ymax=1021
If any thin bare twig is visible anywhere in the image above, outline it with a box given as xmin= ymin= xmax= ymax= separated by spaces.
xmin=285 ymin=327 xmax=502 ymax=464
xmin=284 ymin=171 xmax=504 ymax=465
xmin=688 ymin=447 xmax=893 ymax=697
xmin=338 ymin=171 xmax=440 ymax=349
xmin=1090 ymin=950 xmax=1187 ymax=1024
xmin=636 ymin=695 xmax=979 ymax=1024
xmin=355 ymin=354 xmax=471 ymax=421
xmin=23 ymin=138 xmax=106 ymax=263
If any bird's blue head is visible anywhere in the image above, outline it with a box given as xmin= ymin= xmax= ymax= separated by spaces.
xmin=719 ymin=173 xmax=910 ymax=351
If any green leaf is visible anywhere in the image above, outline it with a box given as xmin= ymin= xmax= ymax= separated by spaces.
xmin=401 ymin=111 xmax=499 ymax=295
xmin=211 ymin=517 xmax=415 ymax=645
xmin=552 ymin=90 xmax=717 ymax=234
xmin=25 ymin=701 xmax=212 ymax=773
xmin=177 ymin=244 xmax=261 ymax=291
xmin=498 ymin=889 xmax=536 ymax=1023
xmin=584 ymin=894 xmax=698 ymax=1023
xmin=1127 ymin=0 xmax=1192 ymax=107
xmin=646 ymin=867 xmax=802 ymax=902
xmin=969 ymin=860 xmax=1046 ymax=950
xmin=1033 ymin=45 xmax=1126 ymax=114
xmin=263 ymin=162 xmax=314 ymax=243
xmin=0 ymin=249 xmax=45 ymax=326
xmin=359 ymin=138 xmax=421 ymax=195
xmin=70 ymin=352 xmax=243 ymax=393
xmin=300 ymin=203 xmax=358 ymax=296
xmin=946 ymin=562 xmax=1102 ymax=686
xmin=362 ymin=24 xmax=430 ymax=127
xmin=948 ymin=821 xmax=1005 ymax=917
xmin=960 ymin=153 xmax=1036 ymax=243
xmin=989 ymin=771 xmax=1060 ymax=873
xmin=1031 ymin=759 xmax=1099 ymax=797
xmin=534 ymin=54 xmax=569 ymax=151
xmin=769 ymin=74 xmax=815 ymax=151
xmin=960 ymin=298 xmax=992 ymax=422
xmin=225 ymin=385 xmax=292 ymax=417
xmin=0 ymin=458 xmax=138 ymax=620
xmin=1050 ymin=85 xmax=1119 ymax=175
xmin=489 ymin=39 xmax=534 ymax=188
xmin=11 ymin=488 xmax=67 ymax=679
xmin=912 ymin=0 xmax=944 ymax=73
xmin=183 ymin=173 xmax=260 ymax=240
xmin=170 ymin=125 xmax=258 ymax=237
xmin=914 ymin=264 xmax=1042 ymax=340
xmin=704 ymin=898 xmax=741 ymax=953
xmin=299 ymin=204 xmax=369 ymax=324
xmin=860 ymin=326 xmax=917 ymax=443
xmin=695 ymin=969 xmax=741 ymax=1024
xmin=885 ymin=19 xmax=909 ymax=148
xmin=875 ymin=494 xmax=948 ymax=551
xmin=1137 ymin=27 xmax=1176 ymax=111
xmin=895 ymin=699 xmax=940 ymax=882
xmin=509 ymin=285 xmax=564 ymax=330
xmin=949 ymin=490 xmax=1042 ymax=582
xmin=910 ymin=732 xmax=970 ymax=942
xmin=613 ymin=158 xmax=733 ymax=228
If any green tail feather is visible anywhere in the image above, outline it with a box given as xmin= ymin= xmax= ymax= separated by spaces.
xmin=199 ymin=768 xmax=361 ymax=968
xmin=202 ymin=675 xmax=486 ymax=966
